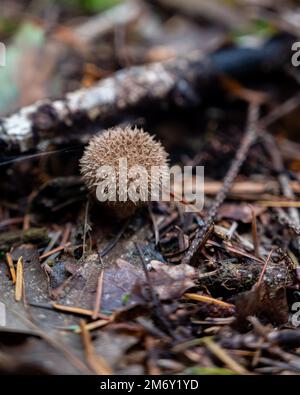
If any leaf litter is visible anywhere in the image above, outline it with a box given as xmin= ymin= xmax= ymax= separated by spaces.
xmin=1 ymin=0 xmax=300 ymax=375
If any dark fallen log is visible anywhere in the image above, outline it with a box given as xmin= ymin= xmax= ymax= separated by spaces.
xmin=0 ymin=34 xmax=294 ymax=154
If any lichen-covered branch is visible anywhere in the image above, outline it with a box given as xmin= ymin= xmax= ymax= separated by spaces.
xmin=0 ymin=34 xmax=293 ymax=153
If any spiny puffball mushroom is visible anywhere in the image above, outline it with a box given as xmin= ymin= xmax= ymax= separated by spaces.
xmin=79 ymin=126 xmax=169 ymax=217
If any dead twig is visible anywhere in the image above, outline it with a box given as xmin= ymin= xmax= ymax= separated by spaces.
xmin=15 ymin=256 xmax=23 ymax=302
xmin=203 ymin=337 xmax=248 ymax=374
xmin=184 ymin=293 xmax=235 ymax=309
xmin=39 ymin=242 xmax=71 ymax=260
xmin=250 ymin=205 xmax=260 ymax=258
xmin=5 ymin=252 xmax=16 ymax=284
xmin=257 ymin=249 xmax=274 ymax=287
xmin=182 ymin=104 xmax=259 ymax=265
xmin=92 ymin=270 xmax=104 ymax=320
xmin=75 ymin=318 xmax=111 ymax=334
xmin=79 ymin=319 xmax=113 ymax=375
xmin=52 ymin=302 xmax=110 ymax=320
xmin=82 ymin=200 xmax=90 ymax=258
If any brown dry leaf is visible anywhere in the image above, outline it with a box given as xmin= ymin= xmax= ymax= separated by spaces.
xmin=55 ymin=236 xmax=166 ymax=313
xmin=58 ymin=253 xmax=103 ymax=310
xmin=235 ymin=282 xmax=289 ymax=329
xmin=98 ymin=258 xmax=196 ymax=308
xmin=101 ymin=259 xmax=145 ymax=312
xmin=93 ymin=330 xmax=141 ymax=373
xmin=148 ymin=261 xmax=196 ymax=301
xmin=218 ymin=203 xmax=265 ymax=223
xmin=0 ymin=337 xmax=80 ymax=375
xmin=47 ymin=257 xmax=79 ymax=299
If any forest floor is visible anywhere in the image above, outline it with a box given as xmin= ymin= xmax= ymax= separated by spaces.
xmin=1 ymin=0 xmax=300 ymax=375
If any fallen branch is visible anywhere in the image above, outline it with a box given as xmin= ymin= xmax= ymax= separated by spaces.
xmin=0 ymin=34 xmax=293 ymax=153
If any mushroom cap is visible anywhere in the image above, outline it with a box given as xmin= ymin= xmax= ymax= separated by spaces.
xmin=80 ymin=126 xmax=169 ymax=213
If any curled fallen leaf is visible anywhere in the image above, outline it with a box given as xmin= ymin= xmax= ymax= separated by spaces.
xmin=235 ymin=282 xmax=289 ymax=330
xmin=146 ymin=260 xmax=196 ymax=301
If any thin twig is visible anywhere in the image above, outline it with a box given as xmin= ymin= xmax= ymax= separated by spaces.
xmin=75 ymin=318 xmax=111 ymax=334
xmin=82 ymin=200 xmax=90 ymax=258
xmin=79 ymin=319 xmax=113 ymax=375
xmin=249 ymin=204 xmax=260 ymax=258
xmin=22 ymin=214 xmax=30 ymax=231
xmin=92 ymin=270 xmax=104 ymax=320
xmin=61 ymin=222 xmax=72 ymax=245
xmin=203 ymin=337 xmax=248 ymax=374
xmin=257 ymin=248 xmax=274 ymax=287
xmin=182 ymin=103 xmax=259 ymax=265
xmin=39 ymin=243 xmax=70 ymax=260
xmin=184 ymin=293 xmax=234 ymax=309
xmin=259 ymin=93 xmax=300 ymax=129
xmin=52 ymin=302 xmax=110 ymax=320
xmin=15 ymin=256 xmax=23 ymax=302
xmin=5 ymin=253 xmax=16 ymax=284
